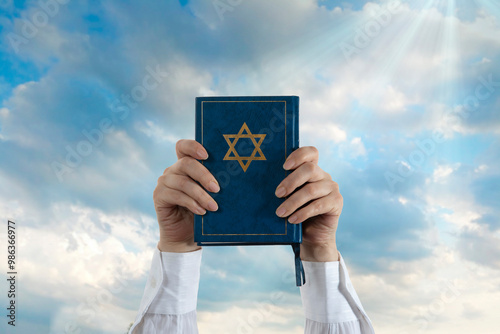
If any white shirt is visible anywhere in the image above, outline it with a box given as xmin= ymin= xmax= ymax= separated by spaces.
xmin=129 ymin=248 xmax=374 ymax=334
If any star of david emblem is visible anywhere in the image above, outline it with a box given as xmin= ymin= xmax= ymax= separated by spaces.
xmin=223 ymin=122 xmax=267 ymax=172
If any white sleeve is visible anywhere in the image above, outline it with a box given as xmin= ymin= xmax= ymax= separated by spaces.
xmin=129 ymin=247 xmax=202 ymax=334
xmin=300 ymin=252 xmax=375 ymax=334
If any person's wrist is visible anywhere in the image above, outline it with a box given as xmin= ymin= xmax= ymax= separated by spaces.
xmin=300 ymin=242 xmax=338 ymax=262
xmin=157 ymin=239 xmax=201 ymax=253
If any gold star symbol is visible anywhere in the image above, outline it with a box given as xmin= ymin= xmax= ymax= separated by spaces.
xmin=223 ymin=122 xmax=267 ymax=172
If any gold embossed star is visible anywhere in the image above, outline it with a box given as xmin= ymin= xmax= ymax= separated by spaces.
xmin=223 ymin=122 xmax=266 ymax=172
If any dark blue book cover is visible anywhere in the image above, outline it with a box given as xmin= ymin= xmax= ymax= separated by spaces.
xmin=194 ymin=96 xmax=301 ymax=246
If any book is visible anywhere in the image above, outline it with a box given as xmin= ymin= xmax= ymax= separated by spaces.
xmin=194 ymin=96 xmax=304 ymax=285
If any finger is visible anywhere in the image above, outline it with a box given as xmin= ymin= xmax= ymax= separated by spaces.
xmin=176 ymin=139 xmax=208 ymax=160
xmin=283 ymin=146 xmax=319 ymax=170
xmin=275 ymin=162 xmax=327 ymax=198
xmin=172 ymin=157 xmax=220 ymax=193
xmin=287 ymin=192 xmax=342 ymax=224
xmin=276 ymin=179 xmax=334 ymax=218
xmin=154 ymin=186 xmax=207 ymax=215
xmin=163 ymin=174 xmax=218 ymax=212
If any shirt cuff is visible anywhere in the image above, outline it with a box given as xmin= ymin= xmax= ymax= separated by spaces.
xmin=300 ymin=254 xmax=359 ymax=324
xmin=147 ymin=247 xmax=202 ymax=315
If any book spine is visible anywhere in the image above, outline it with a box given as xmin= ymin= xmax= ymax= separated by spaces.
xmin=194 ymin=98 xmax=202 ymax=243
xmin=292 ymin=96 xmax=299 ymax=152
xmin=291 ymin=96 xmax=302 ymax=243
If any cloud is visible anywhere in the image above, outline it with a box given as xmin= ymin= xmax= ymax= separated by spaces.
xmin=355 ymin=244 xmax=500 ymax=334
xmin=302 ymin=121 xmax=347 ymax=143
xmin=334 ymin=161 xmax=432 ymax=271
xmin=339 ymin=136 xmax=367 ymax=159
xmin=431 ymin=164 xmax=456 ymax=183
xmin=198 ymin=303 xmax=304 ymax=334
xmin=0 ymin=0 xmax=500 ymax=333
xmin=0 ymin=199 xmax=158 ymax=332
xmin=457 ymin=226 xmax=500 ymax=270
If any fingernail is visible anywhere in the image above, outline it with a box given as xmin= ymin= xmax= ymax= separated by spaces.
xmin=276 ymin=207 xmax=286 ymax=217
xmin=197 ymin=207 xmax=206 ymax=215
xmin=288 ymin=215 xmax=298 ymax=224
xmin=208 ymin=201 xmax=218 ymax=211
xmin=283 ymin=159 xmax=294 ymax=170
xmin=197 ymin=149 xmax=208 ymax=159
xmin=208 ymin=181 xmax=220 ymax=193
xmin=275 ymin=186 xmax=286 ymax=198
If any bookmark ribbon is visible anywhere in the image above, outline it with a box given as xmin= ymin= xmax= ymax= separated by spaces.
xmin=292 ymin=243 xmax=305 ymax=286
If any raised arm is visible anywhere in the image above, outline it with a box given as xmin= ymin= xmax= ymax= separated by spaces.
xmin=275 ymin=146 xmax=374 ymax=334
xmin=129 ymin=140 xmax=219 ymax=334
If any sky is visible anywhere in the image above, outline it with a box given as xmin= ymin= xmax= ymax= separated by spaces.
xmin=0 ymin=0 xmax=499 ymax=333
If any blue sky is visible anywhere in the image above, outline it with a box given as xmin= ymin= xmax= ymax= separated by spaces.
xmin=0 ymin=0 xmax=499 ymax=333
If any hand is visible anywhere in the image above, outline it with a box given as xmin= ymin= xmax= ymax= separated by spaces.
xmin=153 ymin=139 xmax=220 ymax=253
xmin=275 ymin=146 xmax=342 ymax=262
